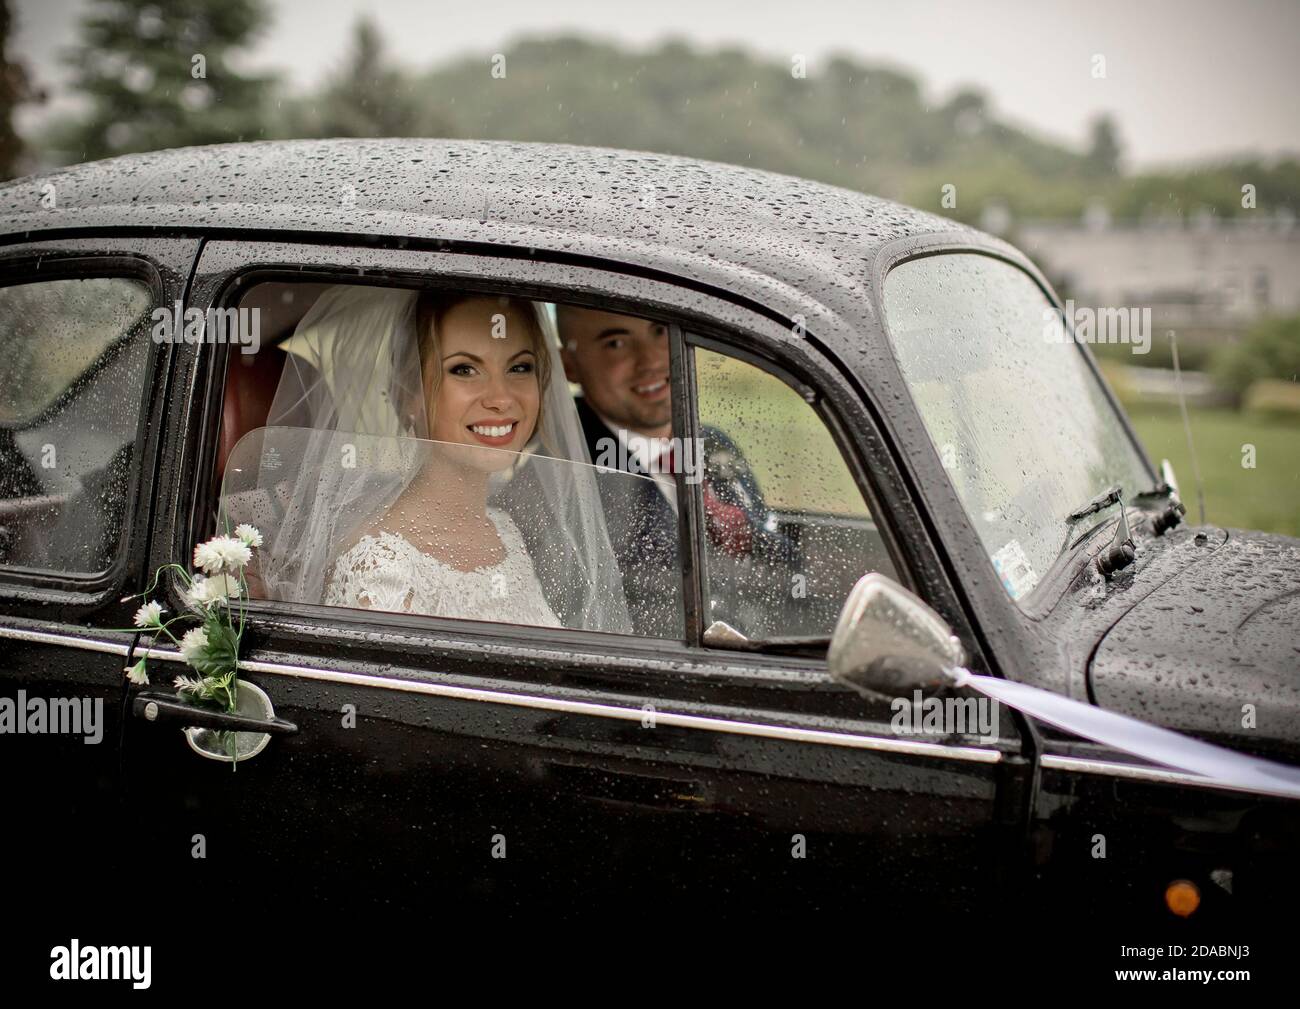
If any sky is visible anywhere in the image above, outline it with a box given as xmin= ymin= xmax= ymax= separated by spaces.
xmin=12 ymin=0 xmax=1300 ymax=168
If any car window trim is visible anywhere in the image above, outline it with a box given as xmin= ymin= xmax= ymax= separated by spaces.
xmin=669 ymin=321 xmax=706 ymax=647
xmin=683 ymin=330 xmax=914 ymax=654
xmin=128 ymin=637 xmax=1007 ymax=764
xmin=192 ymin=270 xmax=915 ymax=655
xmin=193 ymin=285 xmax=915 ymax=662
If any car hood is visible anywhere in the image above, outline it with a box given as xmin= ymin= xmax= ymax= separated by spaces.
xmin=1090 ymin=528 xmax=1300 ymax=758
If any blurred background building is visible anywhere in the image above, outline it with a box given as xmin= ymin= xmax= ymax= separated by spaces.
xmin=1019 ymin=214 xmax=1300 ymax=334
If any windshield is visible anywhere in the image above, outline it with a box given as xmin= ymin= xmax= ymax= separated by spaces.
xmin=882 ymin=253 xmax=1152 ymax=601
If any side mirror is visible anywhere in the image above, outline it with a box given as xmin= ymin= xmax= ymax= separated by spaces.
xmin=828 ymin=573 xmax=965 ymax=698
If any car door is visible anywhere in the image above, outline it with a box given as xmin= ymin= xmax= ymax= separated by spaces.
xmin=118 ymin=238 xmax=1026 ymax=917
xmin=0 ymin=236 xmax=201 ymax=922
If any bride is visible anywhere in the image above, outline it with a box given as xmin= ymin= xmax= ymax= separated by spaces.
xmin=322 ymin=292 xmax=563 ymax=625
xmin=221 ymin=283 xmax=632 ymax=634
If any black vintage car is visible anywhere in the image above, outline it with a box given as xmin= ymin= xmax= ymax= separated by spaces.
xmin=1 ymin=139 xmax=1296 ymax=940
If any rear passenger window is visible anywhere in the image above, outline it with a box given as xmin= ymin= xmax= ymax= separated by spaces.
xmin=693 ymin=346 xmax=898 ymax=642
xmin=0 ymin=275 xmax=154 ymax=577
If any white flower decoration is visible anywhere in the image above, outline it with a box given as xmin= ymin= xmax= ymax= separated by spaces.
xmin=193 ymin=541 xmax=223 ymax=574
xmin=186 ymin=573 xmax=240 ymax=609
xmin=124 ymin=660 xmax=149 ymax=686
xmin=174 ymin=673 xmax=207 ymax=694
xmin=178 ymin=626 xmax=209 ymax=663
xmin=132 ymin=600 xmax=164 ymax=628
xmin=193 ymin=535 xmax=252 ymax=574
xmin=234 ymin=524 xmax=263 ymax=549
xmin=214 ymin=536 xmax=253 ymax=570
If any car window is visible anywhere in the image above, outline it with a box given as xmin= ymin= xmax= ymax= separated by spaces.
xmin=0 ymin=275 xmax=154 ymax=577
xmin=214 ymin=281 xmax=686 ymax=638
xmin=882 ymin=254 xmax=1152 ymax=601
xmin=693 ymin=346 xmax=898 ymax=641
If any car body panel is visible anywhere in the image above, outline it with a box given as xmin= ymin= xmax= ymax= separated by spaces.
xmin=1090 ymin=528 xmax=1300 ymax=758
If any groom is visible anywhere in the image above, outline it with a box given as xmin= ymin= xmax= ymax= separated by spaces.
xmin=557 ymin=305 xmax=795 ymax=637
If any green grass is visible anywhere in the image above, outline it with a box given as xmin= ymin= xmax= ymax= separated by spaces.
xmin=696 ymin=350 xmax=866 ymax=516
xmin=1125 ymin=405 xmax=1300 ymax=537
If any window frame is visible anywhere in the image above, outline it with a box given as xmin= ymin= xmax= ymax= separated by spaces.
xmin=170 ymin=239 xmax=952 ymax=709
xmin=877 ymin=245 xmax=1159 ymax=616
xmin=860 ymin=231 xmax=1160 ymax=710
xmin=0 ymin=250 xmax=169 ymax=597
xmin=681 ymin=330 xmax=909 ymax=651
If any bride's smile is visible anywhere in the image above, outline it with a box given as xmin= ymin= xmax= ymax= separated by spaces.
xmin=466 ymin=419 xmax=519 ymax=447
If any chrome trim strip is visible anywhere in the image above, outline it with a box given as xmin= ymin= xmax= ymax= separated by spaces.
xmin=1042 ymin=753 xmax=1296 ymax=801
xmin=134 ymin=645 xmax=1001 ymax=764
xmin=0 ymin=625 xmax=131 ymax=657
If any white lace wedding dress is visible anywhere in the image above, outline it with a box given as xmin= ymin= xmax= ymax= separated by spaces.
xmin=323 ymin=506 xmax=561 ymax=627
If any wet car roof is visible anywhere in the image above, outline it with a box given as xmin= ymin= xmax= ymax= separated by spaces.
xmin=0 ymin=139 xmax=986 ymax=346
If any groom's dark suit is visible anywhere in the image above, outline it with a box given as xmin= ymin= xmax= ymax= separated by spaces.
xmin=574 ymin=396 xmax=796 ymax=638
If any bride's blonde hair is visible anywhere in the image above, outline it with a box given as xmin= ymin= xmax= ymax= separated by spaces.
xmin=415 ymin=290 xmax=552 ymax=440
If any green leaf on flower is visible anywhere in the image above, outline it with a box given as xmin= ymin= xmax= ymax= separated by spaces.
xmin=188 ymin=609 xmax=240 ymax=678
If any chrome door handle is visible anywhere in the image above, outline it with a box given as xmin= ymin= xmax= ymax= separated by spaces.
xmin=131 ymin=690 xmax=298 ymax=735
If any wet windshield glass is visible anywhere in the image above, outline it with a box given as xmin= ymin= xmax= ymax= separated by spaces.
xmin=882 ymin=253 xmax=1151 ymax=600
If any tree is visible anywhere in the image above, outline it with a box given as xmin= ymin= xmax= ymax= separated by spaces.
xmin=0 ymin=0 xmax=46 ymax=179
xmin=943 ymin=88 xmax=988 ymax=137
xmin=279 ymin=17 xmax=442 ymax=139
xmin=48 ymin=0 xmax=275 ymax=164
xmin=1084 ymin=113 xmax=1122 ymax=176
xmin=1212 ymin=314 xmax=1300 ymax=404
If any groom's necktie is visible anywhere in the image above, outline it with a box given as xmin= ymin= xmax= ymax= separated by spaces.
xmin=658 ymin=444 xmax=753 ymax=558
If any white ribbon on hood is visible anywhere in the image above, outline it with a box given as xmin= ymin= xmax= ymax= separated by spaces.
xmin=948 ymin=666 xmax=1300 ymax=800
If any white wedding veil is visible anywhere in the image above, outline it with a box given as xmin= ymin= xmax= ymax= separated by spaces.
xmin=218 ymin=283 xmax=635 ymax=634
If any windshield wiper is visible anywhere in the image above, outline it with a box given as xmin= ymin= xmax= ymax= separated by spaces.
xmin=1063 ymin=484 xmax=1136 ymax=576
xmin=1066 ymin=484 xmax=1123 ymax=524
xmin=1132 ymin=473 xmax=1187 ymax=536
